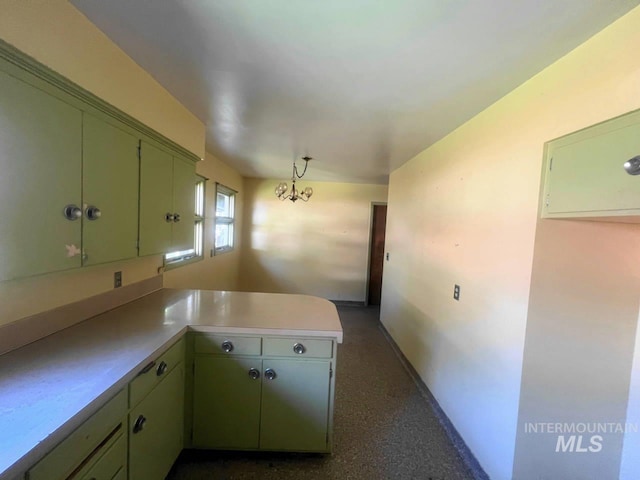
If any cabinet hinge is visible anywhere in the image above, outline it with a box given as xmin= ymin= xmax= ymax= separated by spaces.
xmin=549 ymin=157 xmax=553 ymax=171
xmin=137 ymin=140 xmax=142 ymax=160
xmin=329 ymin=368 xmax=333 ymax=379
xmin=545 ymin=194 xmax=550 ymax=207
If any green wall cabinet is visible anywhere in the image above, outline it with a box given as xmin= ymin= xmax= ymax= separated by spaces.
xmin=129 ymin=362 xmax=185 ymax=480
xmin=0 ymin=40 xmax=200 ymax=282
xmin=139 ymin=141 xmax=196 ymax=256
xmin=542 ymin=109 xmax=640 ymax=220
xmin=191 ymin=335 xmax=335 ymax=453
xmin=0 ymin=68 xmax=82 ymax=281
xmin=82 ymin=113 xmax=140 ymax=266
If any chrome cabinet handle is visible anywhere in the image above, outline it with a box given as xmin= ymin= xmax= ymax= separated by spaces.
xmin=156 ymin=361 xmax=168 ymax=376
xmin=173 ymin=213 xmax=181 ymax=223
xmin=165 ymin=212 xmax=175 ymax=223
xmin=133 ymin=415 xmax=146 ymax=434
xmin=264 ymin=368 xmax=277 ymax=380
xmin=293 ymin=343 xmax=306 ymax=354
xmin=140 ymin=360 xmax=156 ymax=374
xmin=85 ymin=206 xmax=101 ymax=220
xmin=221 ymin=340 xmax=234 ymax=353
xmin=63 ymin=204 xmax=82 ymax=221
xmin=248 ymin=368 xmax=260 ymax=380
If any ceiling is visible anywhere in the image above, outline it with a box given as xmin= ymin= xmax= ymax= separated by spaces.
xmin=71 ymin=0 xmax=639 ymax=184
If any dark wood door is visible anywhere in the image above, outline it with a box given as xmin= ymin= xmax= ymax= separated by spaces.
xmin=368 ymin=205 xmax=387 ymax=305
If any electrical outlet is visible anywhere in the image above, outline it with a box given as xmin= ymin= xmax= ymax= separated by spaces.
xmin=114 ymin=271 xmax=122 ymax=288
xmin=453 ymin=284 xmax=460 ymax=301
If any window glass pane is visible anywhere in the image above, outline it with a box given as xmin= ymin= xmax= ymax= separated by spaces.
xmin=216 ymin=192 xmax=230 ymax=217
xmin=214 ymin=184 xmax=236 ymax=253
xmin=215 ymin=223 xmax=233 ymax=249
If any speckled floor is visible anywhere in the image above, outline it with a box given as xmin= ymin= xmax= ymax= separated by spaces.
xmin=167 ymin=306 xmax=477 ymax=480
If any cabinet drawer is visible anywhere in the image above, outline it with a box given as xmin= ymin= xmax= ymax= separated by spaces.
xmin=194 ymin=334 xmax=261 ymax=356
xmin=27 ymin=390 xmax=127 ymax=480
xmin=129 ymin=338 xmax=184 ymax=407
xmin=263 ymin=338 xmax=333 ymax=358
xmin=78 ymin=430 xmax=126 ymax=480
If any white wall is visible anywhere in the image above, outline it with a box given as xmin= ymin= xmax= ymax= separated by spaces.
xmin=381 ymin=6 xmax=640 ymax=479
xmin=240 ymin=179 xmax=388 ymax=302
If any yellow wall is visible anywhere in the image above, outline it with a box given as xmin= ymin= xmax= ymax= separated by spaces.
xmin=0 ymin=1 xmax=205 ymax=326
xmin=164 ymin=152 xmax=244 ymax=291
xmin=381 ymin=6 xmax=640 ymax=480
xmin=240 ymin=179 xmax=388 ymax=301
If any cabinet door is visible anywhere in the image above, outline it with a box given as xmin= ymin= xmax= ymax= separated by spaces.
xmin=0 ymin=69 xmax=82 ymax=281
xmin=139 ymin=141 xmax=173 ymax=256
xmin=171 ymin=157 xmax=196 ymax=252
xmin=544 ymin=117 xmax=640 ymax=216
xmin=82 ymin=113 xmax=139 ymax=266
xmin=192 ymin=357 xmax=262 ymax=449
xmin=260 ymin=359 xmax=331 ymax=452
xmin=129 ymin=363 xmax=184 ymax=480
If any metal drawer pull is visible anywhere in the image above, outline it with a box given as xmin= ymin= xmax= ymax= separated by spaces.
xmin=264 ymin=368 xmax=277 ymax=380
xmin=248 ymin=368 xmax=260 ymax=380
xmin=221 ymin=340 xmax=234 ymax=353
xmin=63 ymin=204 xmax=82 ymax=221
xmin=156 ymin=361 xmax=168 ymax=376
xmin=139 ymin=360 xmax=156 ymax=374
xmin=293 ymin=343 xmax=306 ymax=354
xmin=173 ymin=212 xmax=181 ymax=222
xmin=85 ymin=205 xmax=102 ymax=220
xmin=165 ymin=212 xmax=174 ymax=223
xmin=133 ymin=415 xmax=146 ymax=434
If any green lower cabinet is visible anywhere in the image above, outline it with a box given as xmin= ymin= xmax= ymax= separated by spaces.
xmin=129 ymin=363 xmax=184 ymax=480
xmin=192 ymin=351 xmax=332 ymax=453
xmin=260 ymin=359 xmax=331 ymax=452
xmin=192 ymin=357 xmax=262 ymax=449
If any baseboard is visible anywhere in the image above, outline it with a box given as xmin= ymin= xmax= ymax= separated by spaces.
xmin=330 ymin=300 xmax=366 ymax=307
xmin=378 ymin=322 xmax=491 ymax=480
xmin=0 ymin=275 xmax=163 ymax=355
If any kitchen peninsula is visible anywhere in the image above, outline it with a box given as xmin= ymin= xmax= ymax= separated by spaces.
xmin=0 ymin=289 xmax=343 ymax=480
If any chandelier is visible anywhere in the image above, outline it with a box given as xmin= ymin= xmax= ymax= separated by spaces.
xmin=275 ymin=156 xmax=314 ymax=202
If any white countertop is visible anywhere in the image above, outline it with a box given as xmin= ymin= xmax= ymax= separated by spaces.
xmin=0 ymin=289 xmax=342 ymax=480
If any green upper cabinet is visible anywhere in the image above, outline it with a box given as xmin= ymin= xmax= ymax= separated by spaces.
xmin=0 ymin=69 xmax=82 ymax=281
xmin=139 ymin=141 xmax=196 ymax=256
xmin=172 ymin=157 xmax=197 ymax=252
xmin=82 ymin=113 xmax=139 ymax=266
xmin=542 ymin=110 xmax=640 ymax=220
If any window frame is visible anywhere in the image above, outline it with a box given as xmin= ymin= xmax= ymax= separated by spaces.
xmin=164 ymin=175 xmax=206 ymax=269
xmin=214 ymin=183 xmax=236 ymax=255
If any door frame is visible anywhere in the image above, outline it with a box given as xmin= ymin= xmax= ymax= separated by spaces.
xmin=364 ymin=202 xmax=388 ymax=306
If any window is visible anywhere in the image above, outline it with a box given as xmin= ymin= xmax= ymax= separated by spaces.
xmin=165 ymin=175 xmax=206 ymax=267
xmin=215 ymin=183 xmax=236 ymax=254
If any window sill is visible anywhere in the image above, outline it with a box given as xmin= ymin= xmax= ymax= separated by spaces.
xmin=164 ymin=254 xmax=204 ymax=271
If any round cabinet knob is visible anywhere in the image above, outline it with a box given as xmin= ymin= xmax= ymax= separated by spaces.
xmin=132 ymin=415 xmax=146 ymax=434
xmin=293 ymin=343 xmax=306 ymax=355
xmin=156 ymin=361 xmax=168 ymax=376
xmin=165 ymin=212 xmax=174 ymax=223
xmin=85 ymin=206 xmax=101 ymax=221
xmin=264 ymin=368 xmax=277 ymax=380
xmin=173 ymin=213 xmax=181 ymax=223
xmin=221 ymin=340 xmax=234 ymax=353
xmin=248 ymin=368 xmax=260 ymax=380
xmin=63 ymin=204 xmax=82 ymax=221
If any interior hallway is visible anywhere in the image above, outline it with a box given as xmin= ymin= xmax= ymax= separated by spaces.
xmin=168 ymin=306 xmax=480 ymax=480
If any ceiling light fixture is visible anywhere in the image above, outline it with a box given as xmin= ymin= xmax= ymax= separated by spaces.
xmin=275 ymin=156 xmax=313 ymax=202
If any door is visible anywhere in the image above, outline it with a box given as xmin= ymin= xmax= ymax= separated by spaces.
xmin=260 ymin=359 xmax=331 ymax=452
xmin=82 ymin=113 xmax=139 ymax=266
xmin=192 ymin=357 xmax=262 ymax=449
xmin=129 ymin=363 xmax=184 ymax=480
xmin=367 ymin=204 xmax=387 ymax=306
xmin=139 ymin=141 xmax=174 ymax=256
xmin=0 ymin=69 xmax=82 ymax=281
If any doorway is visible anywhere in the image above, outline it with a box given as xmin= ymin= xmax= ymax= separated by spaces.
xmin=367 ymin=204 xmax=387 ymax=306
